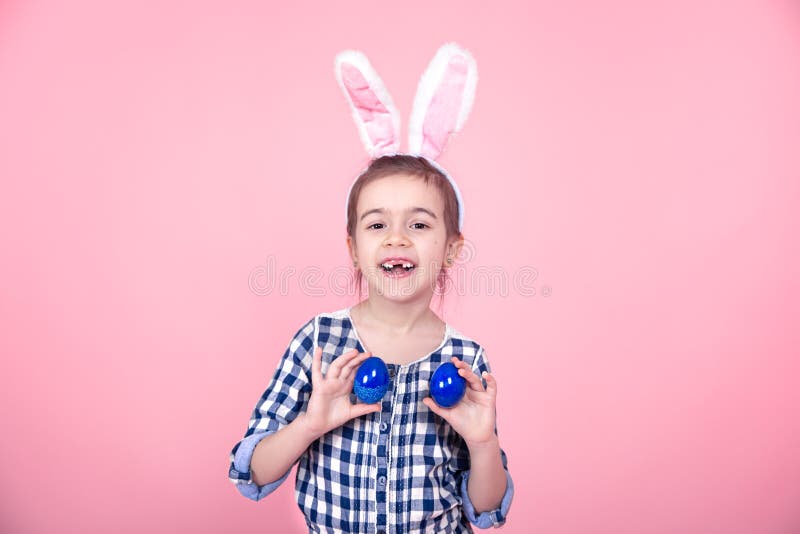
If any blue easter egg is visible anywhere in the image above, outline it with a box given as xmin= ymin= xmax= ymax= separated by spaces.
xmin=429 ymin=361 xmax=467 ymax=408
xmin=353 ymin=356 xmax=389 ymax=404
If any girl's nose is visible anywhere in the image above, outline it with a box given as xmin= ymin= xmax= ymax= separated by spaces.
xmin=385 ymin=227 xmax=410 ymax=247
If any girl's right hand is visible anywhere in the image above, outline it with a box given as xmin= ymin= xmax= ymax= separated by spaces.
xmin=303 ymin=347 xmax=382 ymax=439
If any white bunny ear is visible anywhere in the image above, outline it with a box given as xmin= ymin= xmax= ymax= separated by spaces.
xmin=335 ymin=50 xmax=401 ymax=158
xmin=408 ymin=43 xmax=478 ymax=161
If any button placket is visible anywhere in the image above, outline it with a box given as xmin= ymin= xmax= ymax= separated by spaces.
xmin=388 ymin=365 xmax=407 ymax=530
xmin=374 ymin=363 xmax=396 ymax=533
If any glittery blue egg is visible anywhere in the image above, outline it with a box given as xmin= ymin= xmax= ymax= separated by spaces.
xmin=429 ymin=362 xmax=467 ymax=408
xmin=353 ymin=356 xmax=389 ymax=404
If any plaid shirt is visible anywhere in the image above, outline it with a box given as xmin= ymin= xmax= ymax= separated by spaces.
xmin=228 ymin=307 xmax=514 ymax=533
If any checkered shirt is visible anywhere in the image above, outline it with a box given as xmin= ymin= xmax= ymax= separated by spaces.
xmin=228 ymin=307 xmax=514 ymax=533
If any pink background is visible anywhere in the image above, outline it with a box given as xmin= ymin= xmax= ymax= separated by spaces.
xmin=1 ymin=1 xmax=799 ymax=533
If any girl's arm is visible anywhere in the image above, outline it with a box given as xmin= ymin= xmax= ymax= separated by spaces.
xmin=250 ymin=413 xmax=319 ymax=486
xmin=422 ymin=353 xmax=514 ymax=525
xmin=465 ymin=435 xmax=508 ymax=513
xmin=252 ymin=347 xmax=380 ymax=486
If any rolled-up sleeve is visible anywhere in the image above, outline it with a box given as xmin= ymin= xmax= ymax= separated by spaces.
xmin=227 ymin=318 xmax=316 ymax=501
xmin=460 ymin=346 xmax=515 ymax=528
xmin=460 ymin=450 xmax=514 ymax=528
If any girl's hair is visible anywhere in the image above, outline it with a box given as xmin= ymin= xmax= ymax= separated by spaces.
xmin=347 ymin=154 xmax=462 ymax=312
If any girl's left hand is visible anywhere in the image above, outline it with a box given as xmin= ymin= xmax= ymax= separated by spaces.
xmin=422 ymin=357 xmax=498 ymax=447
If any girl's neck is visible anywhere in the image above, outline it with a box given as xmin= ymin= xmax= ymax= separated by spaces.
xmin=353 ymin=297 xmax=440 ymax=337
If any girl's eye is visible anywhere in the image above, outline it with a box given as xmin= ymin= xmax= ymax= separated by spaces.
xmin=366 ymin=222 xmax=428 ymax=230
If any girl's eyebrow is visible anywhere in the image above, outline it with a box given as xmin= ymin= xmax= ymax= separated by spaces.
xmin=360 ymin=207 xmax=438 ymax=221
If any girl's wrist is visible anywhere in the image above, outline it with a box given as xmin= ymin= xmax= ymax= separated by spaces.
xmin=295 ymin=412 xmax=326 ymax=441
xmin=465 ymin=435 xmax=500 ymax=456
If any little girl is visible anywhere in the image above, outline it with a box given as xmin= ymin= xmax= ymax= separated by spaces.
xmin=228 ymin=45 xmax=514 ymax=534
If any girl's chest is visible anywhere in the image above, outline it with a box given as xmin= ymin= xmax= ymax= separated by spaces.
xmin=356 ymin=328 xmax=444 ymax=365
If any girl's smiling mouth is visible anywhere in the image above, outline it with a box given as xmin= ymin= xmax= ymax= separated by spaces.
xmin=378 ymin=258 xmax=417 ymax=277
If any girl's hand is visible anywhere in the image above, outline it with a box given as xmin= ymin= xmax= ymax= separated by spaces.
xmin=422 ymin=357 xmax=498 ymax=447
xmin=303 ymin=347 xmax=381 ymax=439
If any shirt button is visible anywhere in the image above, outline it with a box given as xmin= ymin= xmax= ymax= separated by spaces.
xmin=378 ymin=475 xmax=386 ymax=486
xmin=380 ymin=422 xmax=388 ymax=432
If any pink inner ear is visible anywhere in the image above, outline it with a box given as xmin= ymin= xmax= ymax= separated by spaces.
xmin=341 ymin=63 xmax=397 ymax=154
xmin=420 ymin=55 xmax=469 ymax=160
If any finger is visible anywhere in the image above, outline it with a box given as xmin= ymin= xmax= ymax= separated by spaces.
xmin=456 ymin=365 xmax=485 ymax=392
xmin=450 ymin=356 xmax=470 ymax=370
xmin=311 ymin=347 xmax=323 ymax=383
xmin=328 ymin=348 xmax=364 ymax=378
xmin=450 ymin=357 xmax=483 ymax=392
xmin=450 ymin=357 xmax=476 ymax=377
xmin=483 ymin=371 xmax=498 ymax=398
xmin=422 ymin=397 xmax=450 ymax=420
xmin=339 ymin=351 xmax=375 ymax=381
xmin=350 ymin=402 xmax=381 ymax=419
xmin=331 ymin=349 xmax=359 ymax=376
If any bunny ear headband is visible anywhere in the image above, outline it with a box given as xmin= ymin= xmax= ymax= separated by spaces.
xmin=334 ymin=42 xmax=478 ymax=232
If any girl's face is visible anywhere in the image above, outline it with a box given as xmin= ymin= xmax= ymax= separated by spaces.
xmin=348 ymin=173 xmax=462 ymax=302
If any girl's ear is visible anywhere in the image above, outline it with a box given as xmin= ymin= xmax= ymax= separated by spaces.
xmin=335 ymin=50 xmax=401 ymax=158
xmin=408 ymin=43 xmax=478 ymax=161
xmin=447 ymin=236 xmax=465 ymax=264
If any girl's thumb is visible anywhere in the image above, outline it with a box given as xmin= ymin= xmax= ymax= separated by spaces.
xmin=353 ymin=403 xmax=381 ymax=419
